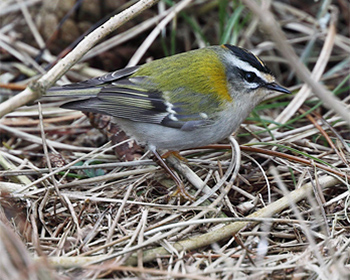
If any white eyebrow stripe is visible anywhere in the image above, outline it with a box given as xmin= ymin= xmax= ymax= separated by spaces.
xmin=226 ymin=54 xmax=269 ymax=82
xmin=245 ymin=82 xmax=260 ymax=89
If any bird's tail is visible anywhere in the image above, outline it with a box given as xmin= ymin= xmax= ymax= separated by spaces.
xmin=43 ymin=65 xmax=139 ymax=100
xmin=39 ymin=82 xmax=106 ymax=115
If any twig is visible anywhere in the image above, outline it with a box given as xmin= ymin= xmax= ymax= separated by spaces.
xmin=243 ymin=0 xmax=350 ymax=125
xmin=0 ymin=0 xmax=160 ymax=118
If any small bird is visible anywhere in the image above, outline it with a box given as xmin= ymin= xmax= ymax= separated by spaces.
xmin=46 ymin=44 xmax=290 ymax=198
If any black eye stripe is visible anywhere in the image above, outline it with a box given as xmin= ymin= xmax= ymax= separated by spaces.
xmin=237 ymin=69 xmax=264 ymax=85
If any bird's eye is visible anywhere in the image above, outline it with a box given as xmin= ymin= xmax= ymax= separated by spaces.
xmin=244 ymin=72 xmax=257 ymax=83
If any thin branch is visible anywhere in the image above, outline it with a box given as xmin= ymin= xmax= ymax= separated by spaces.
xmin=0 ymin=0 xmax=159 ymax=118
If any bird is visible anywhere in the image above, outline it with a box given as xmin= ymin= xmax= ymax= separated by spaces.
xmin=45 ymin=44 xmax=291 ymax=199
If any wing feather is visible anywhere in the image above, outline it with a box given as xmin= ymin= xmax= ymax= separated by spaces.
xmin=58 ymin=66 xmax=219 ymax=130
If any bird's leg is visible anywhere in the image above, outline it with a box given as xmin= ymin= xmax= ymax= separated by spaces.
xmin=151 ymin=149 xmax=194 ymax=201
xmin=161 ymin=150 xmax=188 ymax=162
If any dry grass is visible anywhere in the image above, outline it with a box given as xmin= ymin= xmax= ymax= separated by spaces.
xmin=0 ymin=0 xmax=350 ymax=279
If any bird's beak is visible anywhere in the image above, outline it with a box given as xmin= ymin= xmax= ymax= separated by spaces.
xmin=265 ymin=82 xmax=291 ymax=94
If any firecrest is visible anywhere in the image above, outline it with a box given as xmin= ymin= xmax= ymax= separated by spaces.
xmin=46 ymin=44 xmax=290 ymax=197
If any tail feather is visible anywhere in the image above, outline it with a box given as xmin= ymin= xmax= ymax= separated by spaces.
xmin=43 ymin=65 xmax=140 ymax=99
